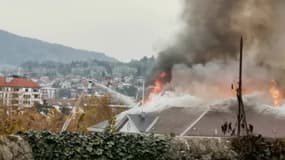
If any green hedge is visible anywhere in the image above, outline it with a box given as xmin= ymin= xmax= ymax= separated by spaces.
xmin=20 ymin=131 xmax=172 ymax=160
xmin=232 ymin=135 xmax=285 ymax=160
xmin=19 ymin=131 xmax=285 ymax=160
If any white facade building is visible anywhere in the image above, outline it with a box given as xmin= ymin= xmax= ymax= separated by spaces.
xmin=41 ymin=87 xmax=56 ymax=100
xmin=0 ymin=76 xmax=42 ymax=107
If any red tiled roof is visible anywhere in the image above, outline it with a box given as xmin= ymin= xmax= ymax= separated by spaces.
xmin=0 ymin=77 xmax=40 ymax=88
xmin=0 ymin=77 xmax=6 ymax=86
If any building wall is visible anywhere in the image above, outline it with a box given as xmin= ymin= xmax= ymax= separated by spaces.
xmin=41 ymin=87 xmax=56 ymax=100
xmin=0 ymin=87 xmax=42 ymax=107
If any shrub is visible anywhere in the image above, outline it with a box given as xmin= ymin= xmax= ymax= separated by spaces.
xmin=232 ymin=135 xmax=285 ymax=160
xmin=19 ymin=131 xmax=285 ymax=160
xmin=20 ymin=131 xmax=172 ymax=160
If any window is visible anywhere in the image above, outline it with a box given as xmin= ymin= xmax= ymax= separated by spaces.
xmin=23 ymin=101 xmax=30 ymax=105
xmin=14 ymin=88 xmax=19 ymax=92
xmin=12 ymin=100 xmax=19 ymax=105
xmin=33 ymin=89 xmax=39 ymax=92
xmin=24 ymin=95 xmax=31 ymax=99
xmin=12 ymin=93 xmax=19 ymax=98
xmin=25 ymin=88 xmax=29 ymax=92
xmin=34 ymin=94 xmax=39 ymax=98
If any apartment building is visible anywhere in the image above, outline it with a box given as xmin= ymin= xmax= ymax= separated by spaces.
xmin=41 ymin=87 xmax=56 ymax=99
xmin=0 ymin=76 xmax=42 ymax=107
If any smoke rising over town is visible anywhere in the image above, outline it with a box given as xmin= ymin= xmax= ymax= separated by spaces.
xmin=150 ymin=0 xmax=285 ymax=98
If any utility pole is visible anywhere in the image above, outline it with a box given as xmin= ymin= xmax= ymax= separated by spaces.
xmin=237 ymin=36 xmax=249 ymax=137
xmin=142 ymin=80 xmax=145 ymax=103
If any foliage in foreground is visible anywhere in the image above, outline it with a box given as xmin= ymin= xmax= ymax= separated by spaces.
xmin=0 ymin=95 xmax=125 ymax=135
xmin=18 ymin=131 xmax=285 ymax=160
xmin=0 ymin=106 xmax=65 ymax=135
xmin=232 ymin=135 xmax=285 ymax=160
xmin=20 ymin=131 xmax=172 ymax=160
xmin=168 ymin=135 xmax=285 ymax=160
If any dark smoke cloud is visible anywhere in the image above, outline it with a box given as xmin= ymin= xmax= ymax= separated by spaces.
xmin=149 ymin=0 xmax=285 ymax=85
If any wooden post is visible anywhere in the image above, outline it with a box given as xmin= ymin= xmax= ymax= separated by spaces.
xmin=237 ymin=37 xmax=242 ymax=137
xmin=237 ymin=36 xmax=249 ymax=137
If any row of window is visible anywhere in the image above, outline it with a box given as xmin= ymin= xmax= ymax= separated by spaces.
xmin=0 ymin=94 xmax=40 ymax=99
xmin=23 ymin=94 xmax=40 ymax=99
xmin=23 ymin=101 xmax=31 ymax=105
xmin=12 ymin=101 xmax=31 ymax=105
xmin=0 ymin=87 xmax=39 ymax=92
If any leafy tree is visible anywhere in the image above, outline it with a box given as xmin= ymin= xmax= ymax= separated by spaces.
xmin=68 ymin=95 xmax=125 ymax=132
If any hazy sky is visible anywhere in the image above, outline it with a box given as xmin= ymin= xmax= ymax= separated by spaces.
xmin=0 ymin=0 xmax=182 ymax=62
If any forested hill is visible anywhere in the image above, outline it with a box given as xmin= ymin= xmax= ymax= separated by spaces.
xmin=0 ymin=29 xmax=117 ymax=65
xmin=19 ymin=56 xmax=155 ymax=79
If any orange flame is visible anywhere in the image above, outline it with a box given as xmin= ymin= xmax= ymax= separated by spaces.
xmin=149 ymin=72 xmax=166 ymax=95
xmin=150 ymin=79 xmax=163 ymax=95
xmin=143 ymin=72 xmax=166 ymax=104
xmin=269 ymin=80 xmax=283 ymax=106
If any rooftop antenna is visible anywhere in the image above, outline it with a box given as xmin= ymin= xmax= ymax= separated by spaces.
xmin=237 ymin=36 xmax=249 ymax=137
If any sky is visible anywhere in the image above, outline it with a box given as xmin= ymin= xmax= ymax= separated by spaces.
xmin=0 ymin=0 xmax=182 ymax=62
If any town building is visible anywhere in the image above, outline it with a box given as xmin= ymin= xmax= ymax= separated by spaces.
xmin=41 ymin=87 xmax=56 ymax=100
xmin=0 ymin=76 xmax=42 ymax=107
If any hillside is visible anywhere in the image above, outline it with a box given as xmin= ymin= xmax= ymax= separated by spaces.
xmin=0 ymin=30 xmax=117 ymax=65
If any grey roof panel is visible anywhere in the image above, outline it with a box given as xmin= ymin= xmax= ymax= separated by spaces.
xmin=185 ymin=110 xmax=235 ymax=137
xmin=127 ymin=113 xmax=158 ymax=132
xmin=185 ymin=109 xmax=285 ymax=138
xmin=88 ymin=120 xmax=109 ymax=132
xmin=150 ymin=107 xmax=207 ymax=135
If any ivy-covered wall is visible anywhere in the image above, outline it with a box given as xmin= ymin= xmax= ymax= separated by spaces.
xmin=20 ymin=131 xmax=172 ymax=160
xmin=1 ymin=131 xmax=285 ymax=160
xmin=170 ymin=136 xmax=285 ymax=160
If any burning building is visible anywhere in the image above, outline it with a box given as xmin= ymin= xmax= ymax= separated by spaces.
xmin=89 ymin=0 xmax=285 ymax=138
xmin=89 ymin=93 xmax=285 ymax=137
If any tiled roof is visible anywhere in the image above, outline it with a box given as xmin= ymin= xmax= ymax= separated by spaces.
xmin=185 ymin=109 xmax=285 ymax=138
xmin=0 ymin=77 xmax=40 ymax=88
xmin=0 ymin=77 xmax=6 ymax=86
xmin=149 ymin=107 xmax=206 ymax=135
xmin=127 ymin=113 xmax=158 ymax=132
